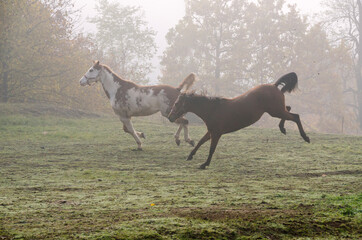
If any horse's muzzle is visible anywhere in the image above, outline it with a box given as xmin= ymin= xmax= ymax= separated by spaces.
xmin=168 ymin=113 xmax=177 ymax=123
xmin=79 ymin=76 xmax=88 ymax=86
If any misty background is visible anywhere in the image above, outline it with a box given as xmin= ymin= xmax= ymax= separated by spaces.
xmin=1 ymin=0 xmax=361 ymax=135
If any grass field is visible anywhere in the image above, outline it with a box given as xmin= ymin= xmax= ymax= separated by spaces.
xmin=0 ymin=107 xmax=361 ymax=239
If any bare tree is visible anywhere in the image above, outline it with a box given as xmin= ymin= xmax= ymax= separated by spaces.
xmin=323 ymin=0 xmax=362 ymax=129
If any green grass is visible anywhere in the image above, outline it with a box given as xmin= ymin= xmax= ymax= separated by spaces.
xmin=0 ymin=111 xmax=361 ymax=239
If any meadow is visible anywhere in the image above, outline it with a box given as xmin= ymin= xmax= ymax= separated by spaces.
xmin=0 ymin=105 xmax=361 ymax=239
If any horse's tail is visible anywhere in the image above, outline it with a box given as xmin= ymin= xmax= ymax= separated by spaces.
xmin=176 ymin=73 xmax=196 ymax=92
xmin=274 ymin=72 xmax=298 ymax=93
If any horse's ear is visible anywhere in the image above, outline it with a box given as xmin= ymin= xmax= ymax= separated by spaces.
xmin=93 ymin=60 xmax=100 ymax=66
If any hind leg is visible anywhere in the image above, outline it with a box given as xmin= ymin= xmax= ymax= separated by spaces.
xmin=279 ymin=106 xmax=291 ymax=135
xmin=281 ymin=111 xmax=310 ymax=143
xmin=290 ymin=113 xmax=310 ymax=143
xmin=270 ymin=108 xmax=310 ymax=143
xmin=123 ymin=125 xmax=145 ymax=139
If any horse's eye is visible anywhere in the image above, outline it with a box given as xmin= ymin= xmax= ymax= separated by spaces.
xmin=90 ymin=69 xmax=93 ymax=72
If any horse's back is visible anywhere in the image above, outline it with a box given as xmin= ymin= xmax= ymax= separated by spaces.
xmin=245 ymin=84 xmax=286 ymax=116
xmin=113 ymin=84 xmax=179 ymax=117
xmin=216 ymin=84 xmax=284 ymax=133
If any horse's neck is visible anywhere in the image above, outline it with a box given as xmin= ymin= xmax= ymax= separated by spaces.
xmin=189 ymin=98 xmax=215 ymax=122
xmin=100 ymin=69 xmax=120 ymax=99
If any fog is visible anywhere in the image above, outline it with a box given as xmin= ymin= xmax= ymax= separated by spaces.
xmin=1 ymin=0 xmax=361 ymax=134
xmin=74 ymin=0 xmax=323 ymax=80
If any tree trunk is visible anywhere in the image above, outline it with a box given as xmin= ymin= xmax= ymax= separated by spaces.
xmin=357 ymin=0 xmax=362 ymax=129
xmin=214 ymin=26 xmax=222 ymax=95
xmin=214 ymin=41 xmax=220 ymax=95
xmin=215 ymin=50 xmax=220 ymax=95
xmin=1 ymin=62 xmax=9 ymax=103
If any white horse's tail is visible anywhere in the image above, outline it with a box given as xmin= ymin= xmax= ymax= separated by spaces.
xmin=176 ymin=73 xmax=197 ymax=92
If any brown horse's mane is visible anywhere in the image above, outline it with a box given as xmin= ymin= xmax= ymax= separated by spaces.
xmin=184 ymin=92 xmax=226 ymax=104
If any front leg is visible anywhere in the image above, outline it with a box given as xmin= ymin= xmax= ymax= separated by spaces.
xmin=183 ymin=123 xmax=195 ymax=147
xmin=199 ymin=133 xmax=221 ymax=169
xmin=174 ymin=125 xmax=183 ymax=146
xmin=174 ymin=117 xmax=194 ymax=146
xmin=121 ymin=117 xmax=143 ymax=150
xmin=187 ymin=132 xmax=210 ymax=160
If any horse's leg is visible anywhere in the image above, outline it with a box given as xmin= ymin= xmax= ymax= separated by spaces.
xmin=187 ymin=132 xmax=210 ymax=161
xmin=121 ymin=118 xmax=143 ymax=150
xmin=183 ymin=125 xmax=195 ymax=146
xmin=278 ymin=111 xmax=310 ymax=143
xmin=175 ymin=117 xmax=194 ymax=146
xmin=200 ymin=133 xmax=221 ymax=169
xmin=290 ymin=113 xmax=310 ymax=143
xmin=174 ymin=124 xmax=183 ymax=146
xmin=279 ymin=106 xmax=291 ymax=135
xmin=137 ymin=131 xmax=146 ymax=139
xmin=160 ymin=110 xmax=186 ymax=146
xmin=182 ymin=121 xmax=195 ymax=147
xmin=123 ymin=125 xmax=145 ymax=139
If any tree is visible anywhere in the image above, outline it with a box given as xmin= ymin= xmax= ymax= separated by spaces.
xmin=286 ymin=25 xmax=348 ymax=133
xmin=0 ymin=0 xmax=77 ymax=103
xmin=0 ymin=0 xmax=108 ymax=111
xmin=161 ymin=0 xmax=246 ymax=95
xmin=229 ymin=1 xmax=308 ymax=91
xmin=161 ymin=0 xmax=355 ymax=133
xmin=323 ymin=0 xmax=362 ymax=129
xmin=90 ymin=0 xmax=157 ymax=83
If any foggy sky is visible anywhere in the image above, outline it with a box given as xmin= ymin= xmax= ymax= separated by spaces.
xmin=75 ymin=0 xmax=322 ymax=81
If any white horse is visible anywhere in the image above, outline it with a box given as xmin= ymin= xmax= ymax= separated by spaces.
xmin=79 ymin=61 xmax=196 ymax=150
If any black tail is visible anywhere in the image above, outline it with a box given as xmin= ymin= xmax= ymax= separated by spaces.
xmin=274 ymin=72 xmax=298 ymax=93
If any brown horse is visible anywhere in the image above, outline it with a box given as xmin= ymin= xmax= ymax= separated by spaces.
xmin=168 ymin=72 xmax=310 ymax=169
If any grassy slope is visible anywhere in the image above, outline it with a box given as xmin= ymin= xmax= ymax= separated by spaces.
xmin=0 ymin=109 xmax=361 ymax=239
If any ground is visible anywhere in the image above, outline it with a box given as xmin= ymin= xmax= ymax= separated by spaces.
xmin=0 ymin=105 xmax=361 ymax=239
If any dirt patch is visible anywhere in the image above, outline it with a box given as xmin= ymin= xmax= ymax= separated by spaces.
xmin=171 ymin=206 xmax=297 ymax=221
xmin=0 ymin=223 xmax=12 ymax=240
xmin=292 ymin=170 xmax=362 ymax=178
xmin=170 ymin=206 xmax=354 ymax=239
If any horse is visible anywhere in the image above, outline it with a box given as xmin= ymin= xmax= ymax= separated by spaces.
xmin=168 ymin=72 xmax=310 ymax=169
xmin=79 ymin=61 xmax=196 ymax=150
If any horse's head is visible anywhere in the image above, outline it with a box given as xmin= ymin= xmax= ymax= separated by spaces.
xmin=79 ymin=61 xmax=102 ymax=86
xmin=168 ymin=93 xmax=190 ymax=122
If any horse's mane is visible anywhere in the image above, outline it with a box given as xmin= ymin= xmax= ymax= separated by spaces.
xmin=185 ymin=91 xmax=226 ymax=104
xmin=100 ymin=64 xmax=135 ymax=85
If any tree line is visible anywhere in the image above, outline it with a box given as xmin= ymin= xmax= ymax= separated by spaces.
xmin=0 ymin=0 xmax=361 ymax=134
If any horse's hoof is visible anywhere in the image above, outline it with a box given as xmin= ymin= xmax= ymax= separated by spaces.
xmin=199 ymin=164 xmax=206 ymax=170
xmin=175 ymin=139 xmax=181 ymax=146
xmin=132 ymin=147 xmax=143 ymax=151
xmin=280 ymin=128 xmax=286 ymax=135
xmin=140 ymin=132 xmax=146 ymax=139
xmin=189 ymin=140 xmax=195 ymax=147
xmin=304 ymin=136 xmax=310 ymax=143
xmin=187 ymin=155 xmax=193 ymax=161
